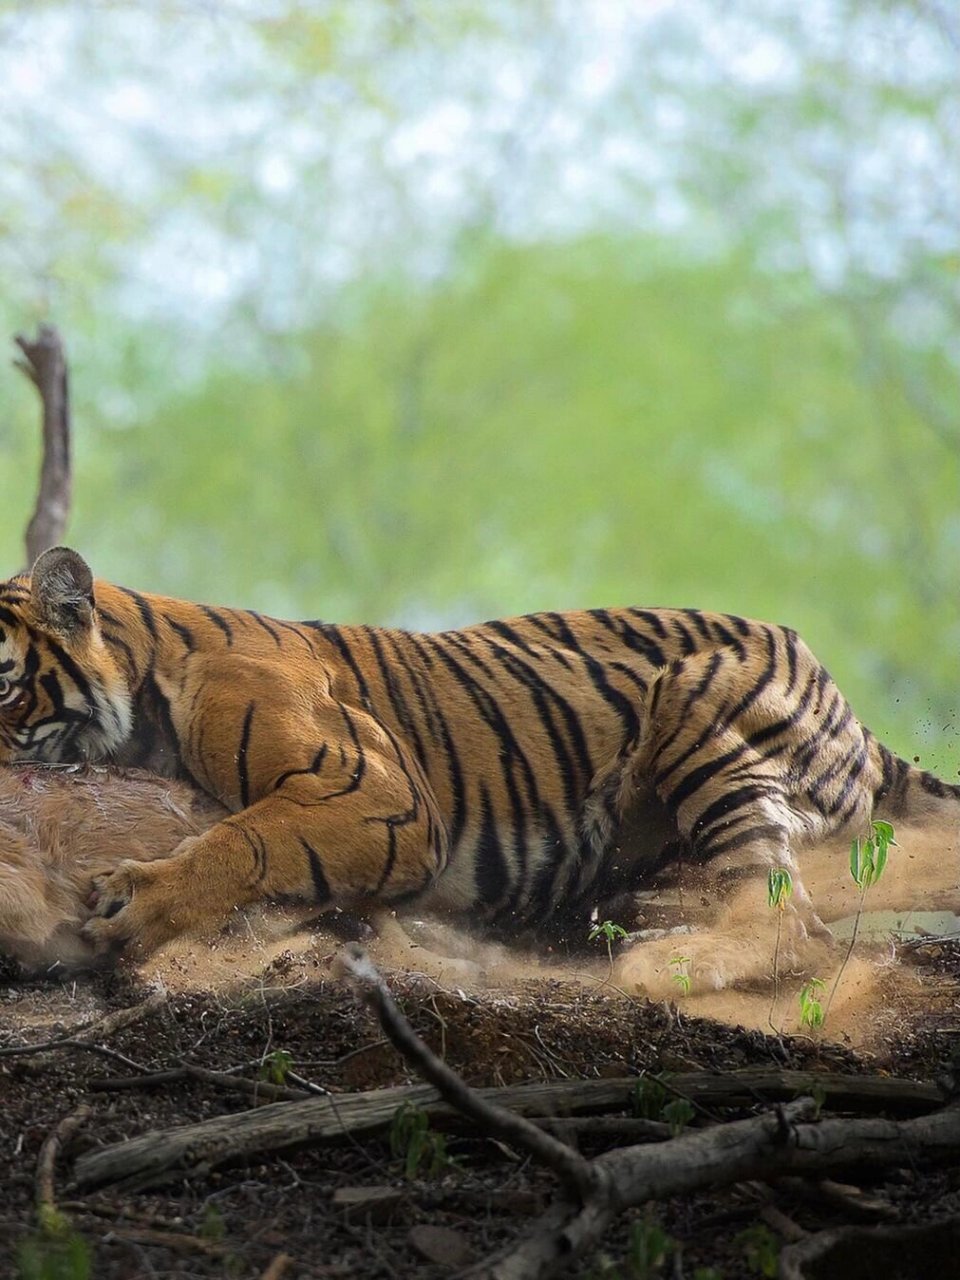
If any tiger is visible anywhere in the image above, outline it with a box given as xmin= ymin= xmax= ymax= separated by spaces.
xmin=0 ymin=546 xmax=957 ymax=993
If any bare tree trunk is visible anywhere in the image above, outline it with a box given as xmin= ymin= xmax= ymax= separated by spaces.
xmin=13 ymin=324 xmax=72 ymax=567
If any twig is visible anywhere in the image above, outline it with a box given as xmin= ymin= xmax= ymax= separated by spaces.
xmin=184 ymin=1064 xmax=308 ymax=1103
xmin=35 ymin=1104 xmax=92 ymax=1222
xmin=533 ymin=1116 xmax=672 ymax=1142
xmin=260 ymin=1254 xmax=293 ymax=1280
xmin=0 ymin=1038 xmax=149 ymax=1072
xmin=13 ymin=324 xmax=72 ymax=566
xmin=0 ymin=990 xmax=166 ymax=1070
xmin=104 ymin=1226 xmax=231 ymax=1257
xmin=89 ymin=1068 xmax=189 ymax=1092
xmin=336 ymin=945 xmax=600 ymax=1200
xmin=89 ymin=1062 xmax=314 ymax=1102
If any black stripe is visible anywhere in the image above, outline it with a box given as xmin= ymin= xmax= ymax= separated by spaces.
xmin=707 ymin=823 xmax=786 ymax=857
xmin=478 ymin=634 xmax=594 ymax=816
xmin=300 ymin=838 xmax=331 ymax=903
xmin=662 ymin=741 xmax=751 ymax=808
xmin=245 ymin=611 xmax=280 ymax=645
xmin=710 ymin=619 xmax=747 ymax=660
xmin=682 ymin=609 xmax=713 ymax=641
xmin=164 ymin=614 xmax=197 ymax=651
xmin=100 ymin=626 xmax=139 ymax=678
xmin=630 ymin=608 xmax=669 ymax=639
xmin=275 ymin=744 xmax=329 ymax=791
xmin=473 ymin=783 xmax=512 ymax=907
xmin=747 ymin=669 xmax=818 ymax=748
xmin=484 ymin=618 xmax=550 ymax=660
xmin=201 ymin=605 xmax=234 ymax=644
xmin=314 ymin=705 xmax=366 ymax=800
xmin=237 ymin=702 xmax=255 ymax=807
xmin=308 ymin=623 xmax=373 ymax=711
xmin=590 ymin=608 xmax=666 ymax=667
xmin=690 ymin=784 xmax=772 ymax=847
xmin=396 ymin=634 xmax=468 ymax=847
xmin=365 ymin=628 xmax=428 ymax=769
xmin=425 ymin=635 xmax=536 ymax=884
xmin=118 ymin=587 xmax=159 ymax=644
xmin=41 ymin=634 xmax=94 ymax=704
xmin=670 ymin=616 xmax=697 ymax=656
xmin=716 ymin=627 xmax=778 ymax=730
xmin=724 ymin=614 xmax=752 ymax=637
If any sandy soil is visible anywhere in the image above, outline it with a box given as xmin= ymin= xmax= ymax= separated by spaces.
xmin=1 ymin=819 xmax=958 ymax=1278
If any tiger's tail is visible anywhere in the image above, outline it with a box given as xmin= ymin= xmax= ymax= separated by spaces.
xmin=870 ymin=736 xmax=960 ymax=826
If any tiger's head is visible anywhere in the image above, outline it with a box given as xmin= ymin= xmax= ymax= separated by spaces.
xmin=0 ymin=547 xmax=132 ymax=765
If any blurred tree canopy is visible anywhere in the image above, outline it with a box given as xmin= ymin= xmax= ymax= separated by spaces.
xmin=0 ymin=0 xmax=957 ymax=773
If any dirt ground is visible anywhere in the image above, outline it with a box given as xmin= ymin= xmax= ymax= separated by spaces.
xmin=1 ymin=885 xmax=959 ymax=1280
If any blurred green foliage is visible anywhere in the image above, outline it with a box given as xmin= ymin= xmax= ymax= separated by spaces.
xmin=0 ymin=1 xmax=957 ymax=775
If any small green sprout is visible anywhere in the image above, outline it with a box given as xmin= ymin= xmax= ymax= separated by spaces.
xmin=662 ymin=1096 xmax=695 ymax=1136
xmin=767 ymin=866 xmax=793 ymax=910
xmin=589 ymin=918 xmax=629 ymax=972
xmin=824 ymin=819 xmax=897 ymax=1025
xmin=668 ymin=953 xmax=691 ymax=997
xmin=626 ymin=1214 xmax=674 ymax=1278
xmin=631 ymin=1075 xmax=669 ymax=1120
xmin=799 ymin=977 xmax=825 ymax=1029
xmin=259 ymin=1048 xmax=294 ymax=1086
xmin=18 ymin=1199 xmax=92 ymax=1280
xmin=849 ymin=819 xmax=896 ymax=891
xmin=767 ymin=866 xmax=794 ymax=1031
xmin=735 ymin=1222 xmax=780 ymax=1277
xmin=389 ymin=1102 xmax=456 ymax=1179
xmin=199 ymin=1204 xmax=227 ymax=1243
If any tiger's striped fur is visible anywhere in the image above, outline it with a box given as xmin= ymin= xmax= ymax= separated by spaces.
xmin=0 ymin=547 xmax=957 ymax=980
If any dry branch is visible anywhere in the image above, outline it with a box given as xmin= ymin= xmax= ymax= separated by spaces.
xmin=779 ymin=1216 xmax=960 ymax=1280
xmin=336 ymin=943 xmax=599 ymax=1198
xmin=35 ymin=1104 xmax=92 ymax=1222
xmin=465 ymin=1099 xmax=960 ymax=1279
xmin=71 ymin=1063 xmax=946 ymax=1192
xmin=13 ymin=324 xmax=72 ymax=566
xmin=72 ymin=1077 xmax=634 ymax=1190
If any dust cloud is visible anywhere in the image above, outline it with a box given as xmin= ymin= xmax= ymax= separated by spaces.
xmin=137 ymin=820 xmax=959 ymax=1051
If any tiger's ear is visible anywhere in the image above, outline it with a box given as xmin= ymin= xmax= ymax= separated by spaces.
xmin=31 ymin=547 xmax=95 ymax=636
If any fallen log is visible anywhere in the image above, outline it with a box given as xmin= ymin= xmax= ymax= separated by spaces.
xmin=462 ymin=1102 xmax=960 ymax=1279
xmin=71 ymin=1065 xmax=944 ymax=1192
xmin=72 ymin=1077 xmax=634 ymax=1190
xmin=71 ymin=1063 xmax=945 ymax=1192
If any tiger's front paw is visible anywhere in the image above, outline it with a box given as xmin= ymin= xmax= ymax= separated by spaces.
xmin=82 ymin=859 xmax=192 ymax=960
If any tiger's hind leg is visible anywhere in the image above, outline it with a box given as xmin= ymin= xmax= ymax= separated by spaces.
xmin=617 ymin=649 xmax=853 ymax=998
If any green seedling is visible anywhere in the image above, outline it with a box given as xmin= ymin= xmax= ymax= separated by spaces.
xmin=625 ymin=1214 xmax=674 ymax=1278
xmin=389 ymin=1102 xmax=456 ymax=1179
xmin=735 ymin=1222 xmax=780 ymax=1277
xmin=631 ymin=1074 xmax=669 ymax=1120
xmin=17 ymin=1235 xmax=91 ymax=1280
xmin=662 ymin=1096 xmax=695 ymax=1136
xmin=259 ymin=1048 xmax=294 ymax=1086
xmin=799 ymin=977 xmax=825 ymax=1029
xmin=669 ymin=953 xmax=691 ymax=997
xmin=849 ymin=819 xmax=895 ymax=890
xmin=18 ymin=1209 xmax=91 ymax=1280
xmin=199 ymin=1203 xmax=227 ymax=1243
xmin=766 ymin=865 xmax=793 ymax=1031
xmin=823 ymin=819 xmax=896 ymax=1024
xmin=632 ymin=1075 xmax=694 ymax=1134
xmin=589 ymin=919 xmax=629 ymax=974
